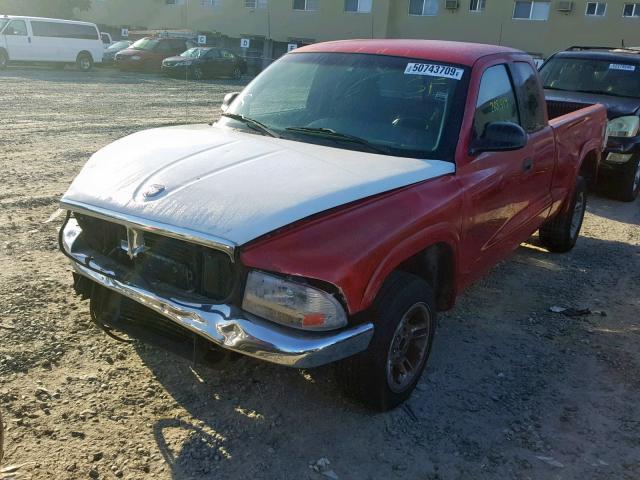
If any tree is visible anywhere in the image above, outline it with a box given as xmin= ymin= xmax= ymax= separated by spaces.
xmin=0 ymin=0 xmax=92 ymax=20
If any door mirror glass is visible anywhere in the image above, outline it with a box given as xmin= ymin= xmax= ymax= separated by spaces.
xmin=470 ymin=121 xmax=527 ymax=155
xmin=221 ymin=92 xmax=240 ymax=112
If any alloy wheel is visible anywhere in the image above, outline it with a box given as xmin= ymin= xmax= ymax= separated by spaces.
xmin=386 ymin=302 xmax=431 ymax=393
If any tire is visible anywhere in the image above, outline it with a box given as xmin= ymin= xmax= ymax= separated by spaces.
xmin=0 ymin=50 xmax=8 ymax=70
xmin=335 ymin=271 xmax=436 ymax=411
xmin=539 ymin=176 xmax=587 ymax=253
xmin=192 ymin=66 xmax=204 ymax=80
xmin=232 ymin=66 xmax=242 ymax=80
xmin=76 ymin=52 xmax=93 ymax=72
xmin=616 ymin=155 xmax=640 ymax=202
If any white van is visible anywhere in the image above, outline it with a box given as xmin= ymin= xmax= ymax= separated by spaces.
xmin=0 ymin=15 xmax=103 ymax=71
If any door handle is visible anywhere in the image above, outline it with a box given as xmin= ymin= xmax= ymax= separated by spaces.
xmin=522 ymin=157 xmax=534 ymax=172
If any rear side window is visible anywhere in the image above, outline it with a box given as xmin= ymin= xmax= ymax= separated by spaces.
xmin=511 ymin=62 xmax=546 ymax=132
xmin=473 ymin=64 xmax=519 ymax=139
xmin=32 ymin=21 xmax=99 ymax=40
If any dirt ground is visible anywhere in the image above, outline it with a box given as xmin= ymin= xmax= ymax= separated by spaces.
xmin=0 ymin=66 xmax=639 ymax=480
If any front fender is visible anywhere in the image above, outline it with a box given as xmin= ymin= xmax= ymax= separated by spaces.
xmin=240 ymin=175 xmax=463 ymax=315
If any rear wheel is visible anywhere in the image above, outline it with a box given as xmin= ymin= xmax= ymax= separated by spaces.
xmin=232 ymin=66 xmax=242 ymax=80
xmin=539 ymin=176 xmax=587 ymax=253
xmin=336 ymin=272 xmax=436 ymax=411
xmin=616 ymin=155 xmax=640 ymax=202
xmin=0 ymin=50 xmax=8 ymax=70
xmin=76 ymin=52 xmax=93 ymax=72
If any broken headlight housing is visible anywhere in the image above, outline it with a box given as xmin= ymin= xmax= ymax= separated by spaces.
xmin=242 ymin=271 xmax=347 ymax=331
xmin=607 ymin=116 xmax=640 ymax=138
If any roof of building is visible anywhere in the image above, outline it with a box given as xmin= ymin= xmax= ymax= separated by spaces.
xmin=295 ymin=39 xmax=522 ymax=66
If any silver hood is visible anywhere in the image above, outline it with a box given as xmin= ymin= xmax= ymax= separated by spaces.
xmin=62 ymin=124 xmax=455 ymax=246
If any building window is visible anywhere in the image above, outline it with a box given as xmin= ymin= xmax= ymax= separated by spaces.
xmin=245 ymin=0 xmax=267 ymax=8
xmin=166 ymin=0 xmax=185 ymax=5
xmin=470 ymin=0 xmax=486 ymax=12
xmin=293 ymin=0 xmax=319 ymax=11
xmin=201 ymin=0 xmax=221 ymax=6
xmin=585 ymin=2 xmax=606 ymax=15
xmin=345 ymin=0 xmax=372 ymax=13
xmin=409 ymin=0 xmax=440 ymax=16
xmin=623 ymin=3 xmax=640 ymax=16
xmin=513 ymin=1 xmax=550 ymax=20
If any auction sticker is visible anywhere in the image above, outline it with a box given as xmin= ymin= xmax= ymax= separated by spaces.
xmin=609 ymin=63 xmax=636 ymax=71
xmin=405 ymin=63 xmax=464 ymax=80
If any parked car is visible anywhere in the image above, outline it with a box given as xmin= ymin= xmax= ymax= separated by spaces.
xmin=102 ymin=40 xmax=132 ymax=65
xmin=161 ymin=47 xmax=246 ymax=80
xmin=60 ymin=40 xmax=607 ymax=410
xmin=115 ymin=36 xmax=191 ymax=71
xmin=0 ymin=15 xmax=103 ymax=71
xmin=541 ymin=46 xmax=640 ymax=201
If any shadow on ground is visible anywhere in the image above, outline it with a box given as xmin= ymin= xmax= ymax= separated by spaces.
xmin=129 ymin=231 xmax=639 ymax=479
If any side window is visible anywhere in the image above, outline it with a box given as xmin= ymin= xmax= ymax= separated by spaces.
xmin=473 ymin=64 xmax=519 ymax=139
xmin=511 ymin=62 xmax=546 ymax=132
xmin=221 ymin=50 xmax=235 ymax=59
xmin=206 ymin=49 xmax=221 ymax=59
xmin=6 ymin=20 xmax=28 ymax=36
xmin=157 ymin=41 xmax=172 ymax=53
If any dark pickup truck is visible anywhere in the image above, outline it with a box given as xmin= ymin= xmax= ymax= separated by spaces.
xmin=541 ymin=46 xmax=640 ymax=201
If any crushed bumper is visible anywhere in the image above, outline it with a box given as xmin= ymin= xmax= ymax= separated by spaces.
xmin=63 ymin=216 xmax=373 ymax=368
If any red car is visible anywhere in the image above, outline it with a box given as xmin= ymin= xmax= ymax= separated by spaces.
xmin=115 ymin=37 xmax=191 ymax=71
xmin=60 ymin=40 xmax=607 ymax=410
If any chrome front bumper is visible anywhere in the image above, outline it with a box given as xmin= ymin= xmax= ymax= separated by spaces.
xmin=63 ymin=217 xmax=373 ymax=368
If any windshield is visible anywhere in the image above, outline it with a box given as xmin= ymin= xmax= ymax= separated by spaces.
xmin=0 ymin=19 xmax=8 ymax=32
xmin=540 ymin=57 xmax=640 ymax=98
xmin=131 ymin=38 xmax=160 ymax=51
xmin=222 ymin=52 xmax=469 ymax=160
xmin=181 ymin=48 xmax=209 ymax=58
xmin=107 ymin=41 xmax=130 ymax=52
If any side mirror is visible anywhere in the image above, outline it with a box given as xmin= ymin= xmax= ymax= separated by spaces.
xmin=221 ymin=92 xmax=240 ymax=112
xmin=470 ymin=121 xmax=527 ymax=155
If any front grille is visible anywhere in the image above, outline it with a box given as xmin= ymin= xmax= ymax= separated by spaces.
xmin=75 ymin=214 xmax=236 ymax=302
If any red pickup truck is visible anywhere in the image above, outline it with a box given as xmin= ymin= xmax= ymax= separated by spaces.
xmin=60 ymin=40 xmax=607 ymax=410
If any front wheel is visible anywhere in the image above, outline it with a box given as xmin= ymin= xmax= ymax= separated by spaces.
xmin=192 ymin=66 xmax=204 ymax=80
xmin=539 ymin=176 xmax=587 ymax=253
xmin=76 ymin=52 xmax=93 ymax=72
xmin=336 ymin=272 xmax=436 ymax=411
xmin=232 ymin=66 xmax=242 ymax=80
xmin=616 ymin=156 xmax=640 ymax=202
xmin=0 ymin=50 xmax=8 ymax=70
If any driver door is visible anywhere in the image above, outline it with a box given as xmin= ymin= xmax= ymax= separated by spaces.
xmin=458 ymin=63 xmax=535 ymax=282
xmin=3 ymin=19 xmax=32 ymax=61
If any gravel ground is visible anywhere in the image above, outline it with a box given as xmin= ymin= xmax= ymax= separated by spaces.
xmin=0 ymin=66 xmax=639 ymax=480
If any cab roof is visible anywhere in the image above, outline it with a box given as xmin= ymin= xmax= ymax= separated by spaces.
xmin=552 ymin=49 xmax=640 ymax=64
xmin=295 ymin=39 xmax=523 ymax=67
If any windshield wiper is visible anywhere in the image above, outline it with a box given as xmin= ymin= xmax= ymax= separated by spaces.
xmin=285 ymin=127 xmax=390 ymax=155
xmin=221 ymin=113 xmax=280 ymax=138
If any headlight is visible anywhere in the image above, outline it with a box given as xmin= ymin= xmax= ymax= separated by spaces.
xmin=242 ymin=271 xmax=348 ymax=331
xmin=131 ymin=55 xmax=141 ymax=61
xmin=61 ymin=216 xmax=82 ymax=254
xmin=607 ymin=116 xmax=640 ymax=138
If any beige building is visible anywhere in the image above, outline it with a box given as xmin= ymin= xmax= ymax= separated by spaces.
xmin=78 ymin=0 xmax=640 ymax=59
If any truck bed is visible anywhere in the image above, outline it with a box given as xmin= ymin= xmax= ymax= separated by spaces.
xmin=546 ymin=99 xmax=594 ymax=121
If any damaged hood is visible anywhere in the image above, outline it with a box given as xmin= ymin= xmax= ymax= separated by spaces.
xmin=62 ymin=124 xmax=455 ymax=246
